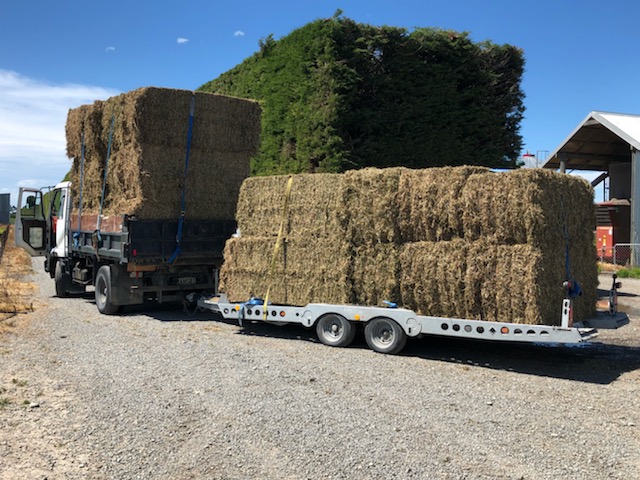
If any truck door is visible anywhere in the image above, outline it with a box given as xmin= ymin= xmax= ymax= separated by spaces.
xmin=15 ymin=188 xmax=47 ymax=256
xmin=50 ymin=187 xmax=69 ymax=258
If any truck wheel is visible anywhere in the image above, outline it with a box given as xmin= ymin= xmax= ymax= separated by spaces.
xmin=316 ymin=313 xmax=356 ymax=347
xmin=95 ymin=266 xmax=119 ymax=315
xmin=54 ymin=261 xmax=73 ymax=298
xmin=364 ymin=317 xmax=407 ymax=354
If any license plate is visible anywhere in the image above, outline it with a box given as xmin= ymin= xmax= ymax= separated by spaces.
xmin=178 ymin=276 xmax=196 ymax=286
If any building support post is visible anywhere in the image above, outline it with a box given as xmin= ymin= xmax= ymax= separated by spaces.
xmin=559 ymin=153 xmax=567 ymax=173
xmin=631 ymin=148 xmax=640 ymax=266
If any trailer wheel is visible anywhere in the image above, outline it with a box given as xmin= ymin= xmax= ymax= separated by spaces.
xmin=95 ymin=266 xmax=119 ymax=315
xmin=316 ymin=313 xmax=356 ymax=347
xmin=364 ymin=317 xmax=407 ymax=354
xmin=54 ymin=261 xmax=73 ymax=298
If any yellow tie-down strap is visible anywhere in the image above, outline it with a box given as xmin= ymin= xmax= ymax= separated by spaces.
xmin=263 ymin=175 xmax=293 ymax=320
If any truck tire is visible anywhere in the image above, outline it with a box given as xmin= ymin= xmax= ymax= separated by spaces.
xmin=54 ymin=261 xmax=73 ymax=298
xmin=364 ymin=317 xmax=407 ymax=355
xmin=95 ymin=265 xmax=119 ymax=315
xmin=316 ymin=313 xmax=356 ymax=347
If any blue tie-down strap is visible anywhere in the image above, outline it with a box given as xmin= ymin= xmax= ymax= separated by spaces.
xmin=168 ymin=245 xmax=181 ymax=264
xmin=564 ymin=279 xmax=582 ymax=299
xmin=237 ymin=297 xmax=268 ymax=327
xmin=72 ymin=231 xmax=81 ymax=248
xmin=383 ymin=300 xmax=398 ymax=308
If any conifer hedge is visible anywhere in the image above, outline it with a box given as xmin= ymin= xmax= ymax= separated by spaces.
xmin=200 ymin=16 xmax=525 ymax=175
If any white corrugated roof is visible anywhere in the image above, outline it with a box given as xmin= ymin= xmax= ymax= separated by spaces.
xmin=543 ymin=111 xmax=640 ymax=171
xmin=594 ymin=112 xmax=640 ymax=151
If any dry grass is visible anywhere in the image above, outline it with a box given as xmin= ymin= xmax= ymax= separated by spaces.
xmin=0 ymin=226 xmax=35 ymax=330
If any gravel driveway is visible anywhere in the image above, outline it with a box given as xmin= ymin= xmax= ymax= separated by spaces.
xmin=1 ymin=260 xmax=639 ymax=479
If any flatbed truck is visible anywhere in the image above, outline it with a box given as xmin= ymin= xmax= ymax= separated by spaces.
xmin=15 ymin=182 xmax=234 ymax=314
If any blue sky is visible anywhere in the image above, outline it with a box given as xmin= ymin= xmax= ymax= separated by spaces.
xmin=2 ymin=0 xmax=639 ymax=204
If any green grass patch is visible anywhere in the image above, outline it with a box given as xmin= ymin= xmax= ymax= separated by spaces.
xmin=615 ymin=267 xmax=640 ymax=279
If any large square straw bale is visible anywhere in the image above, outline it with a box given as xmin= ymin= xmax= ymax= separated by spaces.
xmin=66 ymin=87 xmax=260 ymax=222
xmin=220 ymin=235 xmax=351 ymax=305
xmin=339 ymin=168 xmax=405 ymax=245
xmin=235 ymin=173 xmax=342 ymax=237
xmin=349 ymin=243 xmax=401 ymax=307
xmin=397 ymin=166 xmax=489 ymax=242
xmin=400 ymin=240 xmax=593 ymax=326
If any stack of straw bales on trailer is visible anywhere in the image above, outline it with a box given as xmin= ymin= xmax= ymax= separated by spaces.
xmin=221 ymin=167 xmax=597 ymax=326
xmin=65 ymin=87 xmax=261 ymax=224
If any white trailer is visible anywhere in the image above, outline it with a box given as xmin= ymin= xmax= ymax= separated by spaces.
xmin=192 ymin=277 xmax=629 ymax=354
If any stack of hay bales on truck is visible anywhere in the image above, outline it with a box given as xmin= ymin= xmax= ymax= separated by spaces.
xmin=65 ymin=87 xmax=261 ymax=226
xmin=220 ymin=167 xmax=597 ymax=326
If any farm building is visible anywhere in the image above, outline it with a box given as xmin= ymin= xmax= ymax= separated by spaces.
xmin=543 ymin=111 xmax=640 ymax=265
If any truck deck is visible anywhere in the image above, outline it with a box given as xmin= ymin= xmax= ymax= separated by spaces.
xmin=71 ymin=216 xmax=236 ymax=266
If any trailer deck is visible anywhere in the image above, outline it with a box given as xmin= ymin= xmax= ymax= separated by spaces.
xmin=195 ymin=293 xmax=629 ymax=354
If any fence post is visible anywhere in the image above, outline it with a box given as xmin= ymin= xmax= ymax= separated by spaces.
xmin=0 ymin=226 xmax=9 ymax=263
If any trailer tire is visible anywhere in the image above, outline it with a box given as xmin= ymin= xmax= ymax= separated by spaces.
xmin=54 ymin=261 xmax=73 ymax=298
xmin=364 ymin=317 xmax=407 ymax=354
xmin=95 ymin=265 xmax=119 ymax=315
xmin=316 ymin=313 xmax=356 ymax=347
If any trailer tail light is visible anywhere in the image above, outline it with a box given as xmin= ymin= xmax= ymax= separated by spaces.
xmin=279 ymin=310 xmax=286 ymax=317
xmin=500 ymin=327 xmax=509 ymax=334
xmin=132 ymin=248 xmax=138 ymax=257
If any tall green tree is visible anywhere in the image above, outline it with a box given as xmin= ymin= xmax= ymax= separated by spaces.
xmin=199 ymin=16 xmax=525 ymax=175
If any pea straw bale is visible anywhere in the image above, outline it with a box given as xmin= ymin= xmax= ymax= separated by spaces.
xmin=400 ymin=241 xmax=556 ymax=324
xmin=397 ymin=166 xmax=490 ymax=242
xmin=235 ymin=173 xmax=342 ymax=237
xmin=461 ymin=169 xmax=592 ymax=246
xmin=399 ymin=240 xmax=470 ymax=320
xmin=349 ymin=243 xmax=401 ymax=306
xmin=460 ymin=169 xmax=597 ymax=321
xmin=462 ymin=243 xmax=549 ymax=324
xmin=66 ymin=87 xmax=260 ymax=223
xmin=219 ymin=236 xmax=350 ymax=304
xmin=339 ymin=168 xmax=405 ymax=244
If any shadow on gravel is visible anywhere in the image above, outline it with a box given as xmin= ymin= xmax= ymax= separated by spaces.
xmin=237 ymin=321 xmax=640 ymax=385
xmin=401 ymin=336 xmax=640 ymax=385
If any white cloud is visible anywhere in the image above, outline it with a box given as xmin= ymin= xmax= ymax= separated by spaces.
xmin=234 ymin=31 xmax=245 ymax=37
xmin=105 ymin=46 xmax=116 ymax=53
xmin=0 ymin=70 xmax=118 ymax=205
xmin=177 ymin=37 xmax=189 ymax=45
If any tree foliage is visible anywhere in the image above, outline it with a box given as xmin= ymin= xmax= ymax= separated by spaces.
xmin=199 ymin=17 xmax=525 ymax=175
